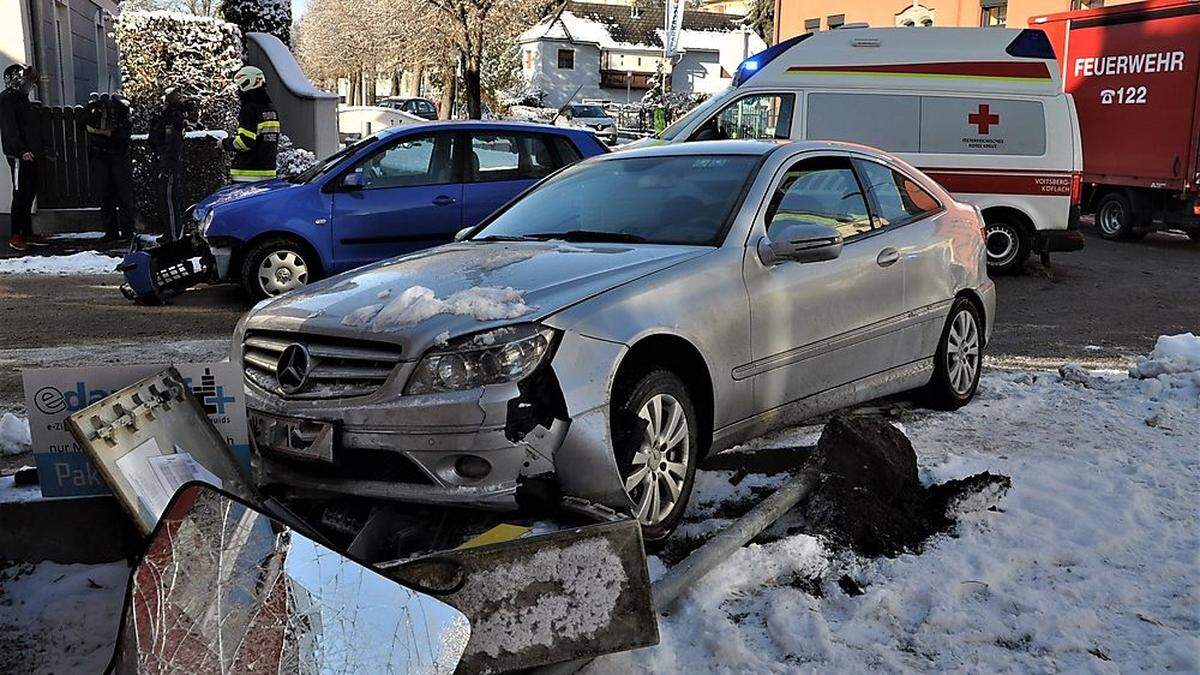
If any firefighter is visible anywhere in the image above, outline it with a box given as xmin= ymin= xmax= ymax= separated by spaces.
xmin=148 ymin=87 xmax=190 ymax=241
xmin=223 ymin=66 xmax=279 ymax=183
xmin=0 ymin=64 xmax=49 ymax=251
xmin=84 ymin=92 xmax=135 ymax=242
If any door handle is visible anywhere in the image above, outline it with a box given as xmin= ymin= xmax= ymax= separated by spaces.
xmin=876 ymin=247 xmax=901 ymax=267
xmin=432 ymin=195 xmax=456 ymax=206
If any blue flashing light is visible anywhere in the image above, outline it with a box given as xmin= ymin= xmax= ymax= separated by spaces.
xmin=733 ymin=33 xmax=812 ymax=87
xmin=742 ymin=59 xmax=759 ymax=71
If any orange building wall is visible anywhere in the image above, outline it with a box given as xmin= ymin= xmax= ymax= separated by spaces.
xmin=775 ymin=1 xmax=1143 ymax=42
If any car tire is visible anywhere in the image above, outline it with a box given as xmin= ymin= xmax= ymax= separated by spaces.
xmin=1096 ymin=193 xmax=1139 ymax=241
xmin=612 ymin=369 xmax=699 ymax=546
xmin=983 ymin=218 xmax=1030 ymax=275
xmin=241 ymin=237 xmax=316 ymax=301
xmin=925 ymin=298 xmax=984 ymax=410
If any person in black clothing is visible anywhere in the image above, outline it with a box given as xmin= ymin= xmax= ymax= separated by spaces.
xmin=84 ymin=92 xmax=136 ymax=242
xmin=224 ymin=66 xmax=279 ymax=183
xmin=148 ymin=87 xmax=190 ymax=241
xmin=0 ymin=64 xmax=49 ymax=251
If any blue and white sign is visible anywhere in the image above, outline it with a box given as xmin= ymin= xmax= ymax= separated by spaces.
xmin=23 ymin=362 xmax=248 ymax=498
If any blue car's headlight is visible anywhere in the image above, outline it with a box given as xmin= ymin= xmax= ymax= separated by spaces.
xmin=405 ymin=325 xmax=555 ymax=395
xmin=197 ymin=209 xmax=215 ymax=238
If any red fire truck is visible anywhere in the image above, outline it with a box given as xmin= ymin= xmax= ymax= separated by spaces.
xmin=1032 ymin=0 xmax=1200 ymax=241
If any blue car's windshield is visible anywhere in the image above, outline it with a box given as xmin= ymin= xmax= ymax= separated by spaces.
xmin=471 ymin=155 xmax=758 ymax=246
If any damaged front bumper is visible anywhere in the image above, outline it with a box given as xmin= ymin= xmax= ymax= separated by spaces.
xmin=242 ymin=330 xmax=633 ymax=512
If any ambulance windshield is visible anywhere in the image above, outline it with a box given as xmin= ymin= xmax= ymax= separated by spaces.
xmin=656 ymin=88 xmax=736 ymax=141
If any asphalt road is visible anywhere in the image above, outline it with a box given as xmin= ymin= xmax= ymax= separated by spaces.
xmin=0 ymin=222 xmax=1196 ymax=402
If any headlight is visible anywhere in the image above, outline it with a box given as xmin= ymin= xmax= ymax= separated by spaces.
xmin=405 ymin=324 xmax=555 ymax=395
xmin=198 ymin=209 xmax=215 ymax=238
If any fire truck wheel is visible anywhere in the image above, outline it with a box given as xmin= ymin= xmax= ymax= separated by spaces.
xmin=1096 ymin=193 xmax=1138 ymax=241
xmin=984 ymin=219 xmax=1030 ymax=275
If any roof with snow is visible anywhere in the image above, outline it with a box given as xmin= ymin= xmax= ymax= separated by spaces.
xmin=520 ymin=1 xmax=751 ymax=51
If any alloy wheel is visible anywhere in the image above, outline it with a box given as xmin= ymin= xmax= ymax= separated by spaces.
xmin=258 ymin=250 xmax=309 ymax=296
xmin=946 ymin=309 xmax=981 ymax=396
xmin=624 ymin=393 xmax=691 ymax=527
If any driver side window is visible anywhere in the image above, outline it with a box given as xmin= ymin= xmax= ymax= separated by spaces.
xmin=692 ymin=93 xmax=794 ymax=141
xmin=354 ymin=133 xmax=456 ymax=189
xmin=765 ymin=156 xmax=873 ymax=241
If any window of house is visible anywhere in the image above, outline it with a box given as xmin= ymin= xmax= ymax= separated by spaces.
xmin=1071 ymin=0 xmax=1103 ymax=9
xmin=827 ymin=14 xmax=845 ymax=29
xmin=804 ymin=18 xmax=820 ymax=31
xmin=980 ymin=1 xmax=1007 ymax=27
xmin=854 ymin=160 xmax=941 ymax=228
xmin=693 ymin=93 xmax=795 ymax=141
xmin=766 ymin=157 xmax=873 ymax=241
xmin=557 ymin=49 xmax=575 ymax=69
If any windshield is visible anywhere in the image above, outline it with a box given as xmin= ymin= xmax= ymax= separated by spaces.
xmin=290 ymin=136 xmax=376 ymax=183
xmin=470 ymin=155 xmax=758 ymax=246
xmin=571 ymin=105 xmax=607 ymax=118
xmin=655 ymin=88 xmax=736 ymax=141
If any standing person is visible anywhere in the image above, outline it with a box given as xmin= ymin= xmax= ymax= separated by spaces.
xmin=223 ymin=66 xmax=279 ymax=183
xmin=84 ymin=92 xmax=135 ymax=242
xmin=148 ymin=87 xmax=189 ymax=241
xmin=0 ymin=65 xmax=48 ymax=251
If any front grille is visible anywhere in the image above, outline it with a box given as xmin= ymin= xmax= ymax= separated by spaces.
xmin=243 ymin=330 xmax=403 ymax=399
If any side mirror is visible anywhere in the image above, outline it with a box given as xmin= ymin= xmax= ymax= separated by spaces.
xmin=758 ymin=221 xmax=843 ymax=265
xmin=110 ymin=483 xmax=471 ymax=673
xmin=341 ymin=170 xmax=365 ymax=191
xmin=454 ymin=227 xmax=473 ymax=241
xmin=691 ymin=126 xmax=719 ymax=142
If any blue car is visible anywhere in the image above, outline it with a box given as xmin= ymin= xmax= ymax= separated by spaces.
xmin=195 ymin=121 xmax=608 ymax=299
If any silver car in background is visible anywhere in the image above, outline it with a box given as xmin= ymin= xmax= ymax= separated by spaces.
xmin=555 ymin=103 xmax=617 ymax=145
xmin=233 ymin=140 xmax=995 ymax=543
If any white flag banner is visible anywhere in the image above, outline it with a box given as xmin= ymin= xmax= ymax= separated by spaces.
xmin=664 ymin=0 xmax=686 ymax=56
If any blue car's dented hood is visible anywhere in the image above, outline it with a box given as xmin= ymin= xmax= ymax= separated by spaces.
xmin=195 ymin=179 xmax=294 ymax=216
xmin=243 ymin=241 xmax=712 ymax=356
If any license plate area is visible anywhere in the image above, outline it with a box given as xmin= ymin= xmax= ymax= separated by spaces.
xmin=249 ymin=411 xmax=335 ymax=463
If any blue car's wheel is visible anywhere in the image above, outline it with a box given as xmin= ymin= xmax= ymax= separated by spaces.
xmin=241 ymin=237 xmax=315 ymax=301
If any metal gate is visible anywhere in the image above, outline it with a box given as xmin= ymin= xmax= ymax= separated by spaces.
xmin=36 ymin=105 xmax=98 ymax=210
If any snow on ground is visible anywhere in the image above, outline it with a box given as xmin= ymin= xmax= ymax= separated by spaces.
xmin=601 ymin=347 xmax=1200 ymax=672
xmin=0 ymin=412 xmax=31 ymax=456
xmin=0 ymin=561 xmax=128 ymax=674
xmin=0 ymin=252 xmax=122 ymax=275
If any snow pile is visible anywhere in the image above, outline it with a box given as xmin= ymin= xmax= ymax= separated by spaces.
xmin=0 ymin=561 xmax=128 ymax=674
xmin=1129 ymin=332 xmax=1200 ymax=399
xmin=341 ymin=285 xmax=534 ymax=330
xmin=602 ymin=350 xmax=1200 ymax=671
xmin=0 ymin=252 xmax=121 ymax=275
xmin=114 ymin=11 xmax=243 ymax=133
xmin=0 ymin=413 xmax=31 ymax=456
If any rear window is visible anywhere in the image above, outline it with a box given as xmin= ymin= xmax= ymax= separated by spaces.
xmin=807 ymin=93 xmax=1047 ymax=156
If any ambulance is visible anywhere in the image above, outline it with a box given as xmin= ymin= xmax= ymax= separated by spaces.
xmin=644 ymin=26 xmax=1085 ymax=273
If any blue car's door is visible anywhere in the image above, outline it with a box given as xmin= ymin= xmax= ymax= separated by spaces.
xmin=329 ymin=131 xmax=463 ymax=273
xmin=460 ymin=131 xmax=564 ymax=226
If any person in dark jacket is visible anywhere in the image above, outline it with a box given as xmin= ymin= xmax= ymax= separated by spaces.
xmin=84 ymin=92 xmax=135 ymax=242
xmin=0 ymin=64 xmax=49 ymax=251
xmin=224 ymin=66 xmax=279 ymax=183
xmin=148 ymin=87 xmax=191 ymax=241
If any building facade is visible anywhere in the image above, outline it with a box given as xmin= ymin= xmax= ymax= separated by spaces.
xmin=519 ymin=1 xmax=766 ymax=107
xmin=775 ymin=0 xmax=1137 ymax=38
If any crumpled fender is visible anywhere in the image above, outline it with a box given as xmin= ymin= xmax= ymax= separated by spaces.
xmin=549 ymin=330 xmax=632 ymax=511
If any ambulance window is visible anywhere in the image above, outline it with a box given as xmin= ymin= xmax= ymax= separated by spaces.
xmin=806 ymin=93 xmax=920 ymax=153
xmin=765 ymin=156 xmax=874 ymax=241
xmin=855 ymin=160 xmax=942 ymax=228
xmin=691 ymin=93 xmax=794 ymax=142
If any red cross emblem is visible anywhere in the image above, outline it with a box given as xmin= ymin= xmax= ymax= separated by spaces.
xmin=968 ymin=103 xmax=1000 ymax=135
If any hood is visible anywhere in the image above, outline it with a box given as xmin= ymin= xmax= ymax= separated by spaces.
xmin=574 ymin=116 xmax=612 ymax=126
xmin=196 ymin=179 xmax=293 ymax=215
xmin=244 ymin=241 xmax=711 ymax=357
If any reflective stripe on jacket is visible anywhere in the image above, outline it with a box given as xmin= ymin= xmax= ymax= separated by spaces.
xmin=229 ymin=93 xmax=279 ymax=181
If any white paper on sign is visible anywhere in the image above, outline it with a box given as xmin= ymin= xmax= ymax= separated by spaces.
xmin=114 ymin=439 xmax=225 ymax=524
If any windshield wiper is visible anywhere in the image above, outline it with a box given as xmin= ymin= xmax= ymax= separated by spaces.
xmin=473 ymin=234 xmax=537 ymax=242
xmin=522 ymin=230 xmax=647 ymax=244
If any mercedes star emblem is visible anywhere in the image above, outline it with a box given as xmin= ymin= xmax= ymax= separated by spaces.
xmin=276 ymin=344 xmax=312 ymax=394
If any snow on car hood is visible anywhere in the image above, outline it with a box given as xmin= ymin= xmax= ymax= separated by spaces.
xmin=195 ymin=179 xmax=293 ymax=214
xmin=245 ymin=241 xmax=711 ymax=356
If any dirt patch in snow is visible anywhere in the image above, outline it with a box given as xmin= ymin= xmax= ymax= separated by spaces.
xmin=801 ymin=416 xmax=1011 ymax=557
